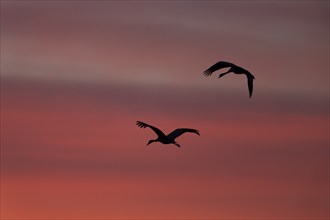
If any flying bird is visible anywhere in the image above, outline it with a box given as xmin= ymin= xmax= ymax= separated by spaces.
xmin=203 ymin=61 xmax=255 ymax=98
xmin=136 ymin=121 xmax=200 ymax=148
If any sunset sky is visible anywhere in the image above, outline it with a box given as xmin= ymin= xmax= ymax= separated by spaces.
xmin=1 ymin=1 xmax=329 ymax=219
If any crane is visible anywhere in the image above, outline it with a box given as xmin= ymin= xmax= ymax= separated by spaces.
xmin=136 ymin=121 xmax=199 ymax=148
xmin=203 ymin=61 xmax=255 ymax=98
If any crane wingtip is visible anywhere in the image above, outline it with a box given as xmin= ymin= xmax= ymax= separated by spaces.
xmin=136 ymin=121 xmax=147 ymax=128
xmin=203 ymin=70 xmax=212 ymax=77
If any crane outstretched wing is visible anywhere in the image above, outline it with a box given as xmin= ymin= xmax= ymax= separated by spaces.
xmin=136 ymin=121 xmax=166 ymax=138
xmin=246 ymin=73 xmax=255 ymax=98
xmin=167 ymin=128 xmax=200 ymax=141
xmin=203 ymin=61 xmax=233 ymax=76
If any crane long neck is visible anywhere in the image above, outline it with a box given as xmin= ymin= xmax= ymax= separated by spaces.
xmin=147 ymin=139 xmax=158 ymax=145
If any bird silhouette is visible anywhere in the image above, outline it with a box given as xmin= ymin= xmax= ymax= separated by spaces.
xmin=136 ymin=121 xmax=200 ymax=147
xmin=203 ymin=61 xmax=255 ymax=98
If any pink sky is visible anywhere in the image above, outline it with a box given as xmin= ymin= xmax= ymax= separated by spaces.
xmin=1 ymin=1 xmax=329 ymax=219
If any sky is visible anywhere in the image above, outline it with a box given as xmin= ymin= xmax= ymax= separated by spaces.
xmin=1 ymin=1 xmax=329 ymax=219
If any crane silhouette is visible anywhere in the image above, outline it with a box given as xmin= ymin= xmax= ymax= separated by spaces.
xmin=136 ymin=121 xmax=200 ymax=147
xmin=203 ymin=61 xmax=255 ymax=98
